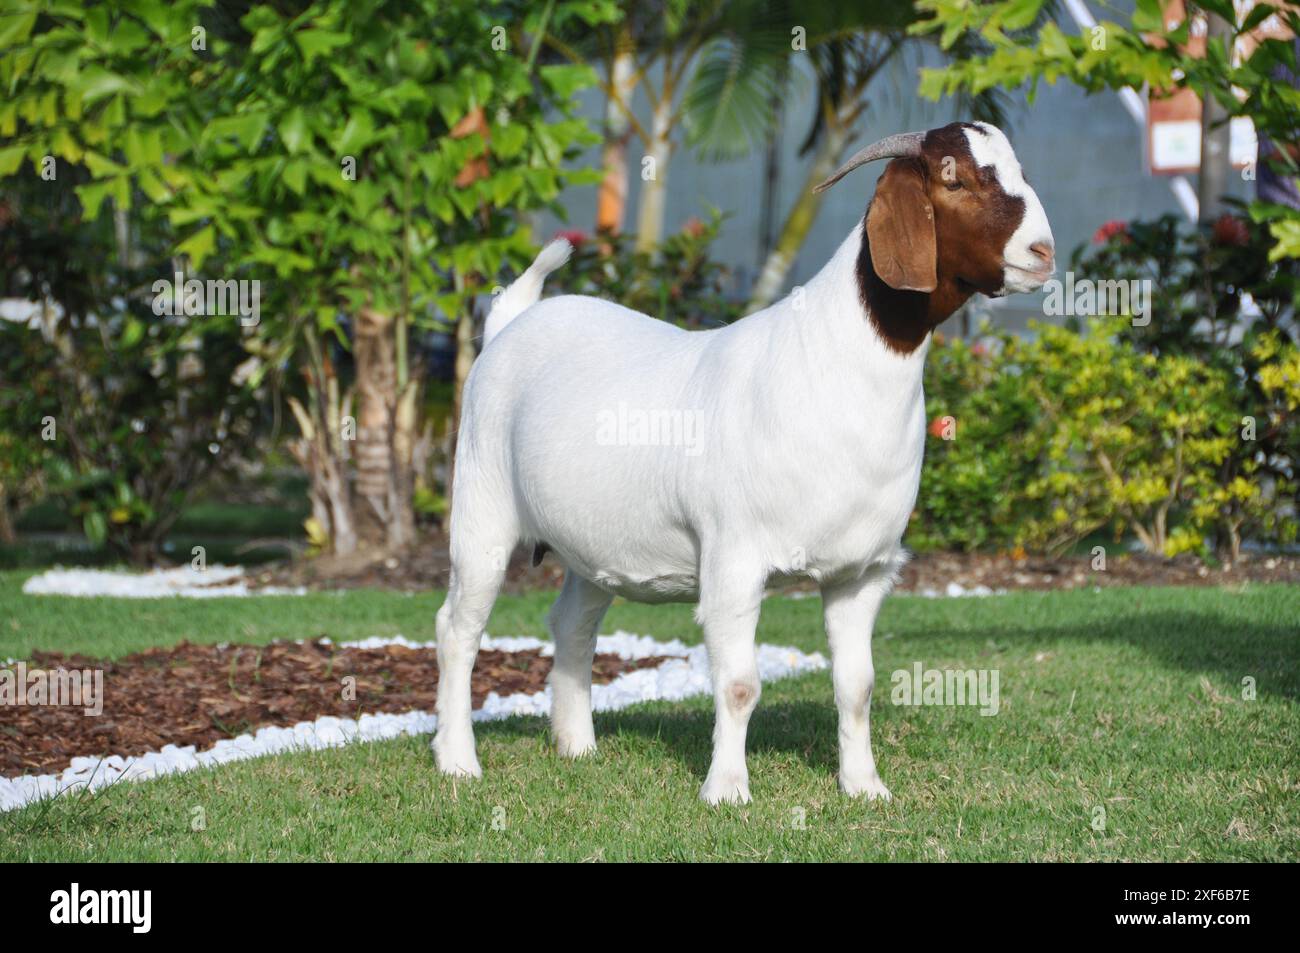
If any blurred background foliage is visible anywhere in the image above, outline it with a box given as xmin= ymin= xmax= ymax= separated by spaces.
xmin=0 ymin=0 xmax=1297 ymax=567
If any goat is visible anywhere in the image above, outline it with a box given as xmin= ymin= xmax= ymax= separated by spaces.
xmin=433 ymin=121 xmax=1054 ymax=804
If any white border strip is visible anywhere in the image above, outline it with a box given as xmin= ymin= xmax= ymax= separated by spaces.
xmin=0 ymin=631 xmax=826 ymax=813
xmin=21 ymin=565 xmax=306 ymax=598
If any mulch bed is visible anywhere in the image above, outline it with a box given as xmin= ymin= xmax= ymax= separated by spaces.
xmin=1 ymin=640 xmax=670 ymax=779
xmin=893 ymin=549 xmax=1300 ymax=594
xmin=245 ymin=531 xmax=1300 ymax=595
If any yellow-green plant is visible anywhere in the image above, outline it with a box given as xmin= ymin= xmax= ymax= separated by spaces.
xmin=910 ymin=329 xmax=1047 ymax=551
xmin=1018 ymin=319 xmax=1238 ymax=557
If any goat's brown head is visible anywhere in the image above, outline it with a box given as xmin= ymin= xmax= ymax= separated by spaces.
xmin=814 ymin=121 xmax=1054 ymax=352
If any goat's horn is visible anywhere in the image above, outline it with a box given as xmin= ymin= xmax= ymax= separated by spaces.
xmin=811 ymin=131 xmax=926 ymax=194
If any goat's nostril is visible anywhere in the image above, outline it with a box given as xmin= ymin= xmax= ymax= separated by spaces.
xmin=1029 ymin=241 xmax=1055 ymax=265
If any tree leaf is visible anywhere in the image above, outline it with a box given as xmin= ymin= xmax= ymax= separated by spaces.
xmin=0 ymin=144 xmax=24 ymax=176
xmin=282 ymin=159 xmax=307 ymax=195
xmin=278 ymin=108 xmax=311 ymax=154
xmin=295 ymin=28 xmax=350 ymax=66
xmin=0 ymin=12 xmax=37 ymax=48
xmin=178 ymin=224 xmax=216 ymax=268
xmin=539 ymin=63 xmax=597 ymax=100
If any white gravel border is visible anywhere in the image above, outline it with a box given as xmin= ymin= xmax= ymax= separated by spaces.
xmin=0 ymin=631 xmax=826 ymax=813
xmin=21 ymin=565 xmax=306 ymax=598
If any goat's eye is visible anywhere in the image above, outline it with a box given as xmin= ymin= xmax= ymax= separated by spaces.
xmin=945 ymin=180 xmax=963 ymax=192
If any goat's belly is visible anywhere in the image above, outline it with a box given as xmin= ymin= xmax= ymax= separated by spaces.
xmin=540 ymin=529 xmax=701 ymax=604
xmin=589 ymin=570 xmax=700 ymax=604
xmin=558 ymin=557 xmax=701 ymax=604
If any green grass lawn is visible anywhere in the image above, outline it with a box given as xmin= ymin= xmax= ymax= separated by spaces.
xmin=1 ymin=570 xmax=1297 ymax=861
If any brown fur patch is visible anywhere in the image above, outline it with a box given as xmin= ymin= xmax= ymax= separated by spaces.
xmin=728 ymin=681 xmax=758 ymax=711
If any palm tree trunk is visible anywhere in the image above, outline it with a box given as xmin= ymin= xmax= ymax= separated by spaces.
xmin=354 ymin=306 xmax=417 ymax=552
xmin=389 ymin=379 xmax=419 ymax=550
xmin=757 ymin=72 xmax=787 ymax=268
xmin=747 ymin=122 xmax=849 ymax=310
xmin=635 ymin=95 xmax=674 ymax=252
xmin=288 ymin=341 xmax=358 ymax=557
xmin=597 ymin=45 xmax=637 ymax=235
xmin=1197 ymin=11 xmax=1232 ymax=224
xmin=0 ymin=485 xmax=15 ymax=545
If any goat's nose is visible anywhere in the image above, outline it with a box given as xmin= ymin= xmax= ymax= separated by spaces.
xmin=1029 ymin=240 xmax=1055 ymax=265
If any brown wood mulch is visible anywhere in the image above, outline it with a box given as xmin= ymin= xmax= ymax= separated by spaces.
xmin=0 ymin=640 xmax=670 ymax=779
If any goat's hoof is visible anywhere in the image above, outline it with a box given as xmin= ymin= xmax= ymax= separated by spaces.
xmin=555 ymin=736 xmax=598 ymax=759
xmin=700 ymin=772 xmax=751 ymax=806
xmin=432 ymin=735 xmax=482 ymax=779
xmin=840 ymin=772 xmax=891 ymax=801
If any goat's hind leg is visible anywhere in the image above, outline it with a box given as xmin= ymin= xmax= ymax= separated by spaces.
xmin=433 ymin=542 xmax=510 ymax=778
xmin=548 ymin=572 xmax=614 ymax=757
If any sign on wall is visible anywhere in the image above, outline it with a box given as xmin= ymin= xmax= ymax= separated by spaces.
xmin=1146 ymin=0 xmax=1292 ymax=175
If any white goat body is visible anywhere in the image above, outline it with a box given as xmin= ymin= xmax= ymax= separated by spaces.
xmin=466 ymin=226 xmax=925 ymax=603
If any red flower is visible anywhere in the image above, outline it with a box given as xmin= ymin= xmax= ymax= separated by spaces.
xmin=1211 ymin=214 xmax=1250 ymax=247
xmin=1092 ymin=220 xmax=1128 ymax=245
xmin=682 ymin=217 xmax=706 ymax=238
xmin=555 ymin=229 xmax=588 ymax=247
xmin=970 ymin=342 xmax=989 ymax=358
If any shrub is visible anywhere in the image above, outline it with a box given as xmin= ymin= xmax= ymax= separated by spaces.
xmin=0 ymin=186 xmax=262 ymax=564
xmin=1073 ymin=211 xmax=1299 ymax=354
xmin=1075 ymin=213 xmax=1300 ymax=557
xmin=911 ymin=331 xmax=1046 ymax=551
xmin=911 ymin=318 xmax=1297 ymax=558
xmin=1017 ymin=319 xmax=1239 ymax=557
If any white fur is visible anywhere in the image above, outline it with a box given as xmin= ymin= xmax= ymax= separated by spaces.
xmin=482 ymin=238 xmax=574 ymax=347
xmin=965 ymin=122 xmax=1055 ymax=293
xmin=435 ymin=131 xmax=1049 ymax=803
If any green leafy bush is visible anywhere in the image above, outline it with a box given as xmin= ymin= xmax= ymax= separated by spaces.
xmin=1017 ymin=319 xmax=1240 ymax=557
xmin=911 ymin=319 xmax=1298 ymax=558
xmin=910 ymin=331 xmax=1046 ymax=551
xmin=0 ymin=181 xmax=262 ymax=564
xmin=1075 ymin=214 xmax=1300 ymax=557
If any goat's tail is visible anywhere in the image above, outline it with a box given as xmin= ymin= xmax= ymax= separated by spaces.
xmin=482 ymin=238 xmax=572 ymax=348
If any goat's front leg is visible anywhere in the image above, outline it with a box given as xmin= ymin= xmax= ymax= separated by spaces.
xmin=821 ymin=566 xmax=896 ymax=800
xmin=697 ymin=556 xmax=765 ymax=805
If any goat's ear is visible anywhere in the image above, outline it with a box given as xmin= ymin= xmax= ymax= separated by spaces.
xmin=866 ymin=160 xmax=937 ymax=293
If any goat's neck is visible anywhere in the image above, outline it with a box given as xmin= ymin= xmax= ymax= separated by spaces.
xmin=855 ymin=231 xmax=973 ymax=355
xmin=789 ymin=224 xmax=970 ymax=384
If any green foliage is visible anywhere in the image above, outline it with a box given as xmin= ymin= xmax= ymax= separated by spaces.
xmin=1018 ymin=319 xmax=1241 ymax=557
xmin=0 ymin=334 xmax=55 ymax=536
xmin=1073 ymin=214 xmax=1300 ymax=556
xmin=912 ymin=331 xmax=1046 ymax=551
xmin=1074 ymin=211 xmax=1300 ymax=349
xmin=549 ymin=210 xmax=744 ymax=327
xmin=0 ymin=286 xmax=261 ymax=563
xmin=1 ymin=0 xmax=615 ymax=355
xmin=0 ymin=0 xmax=220 ymax=217
xmin=0 ymin=0 xmax=617 ymax=554
xmin=913 ymin=319 xmax=1297 ymax=557
xmin=911 ymin=1 xmax=1300 ymax=260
